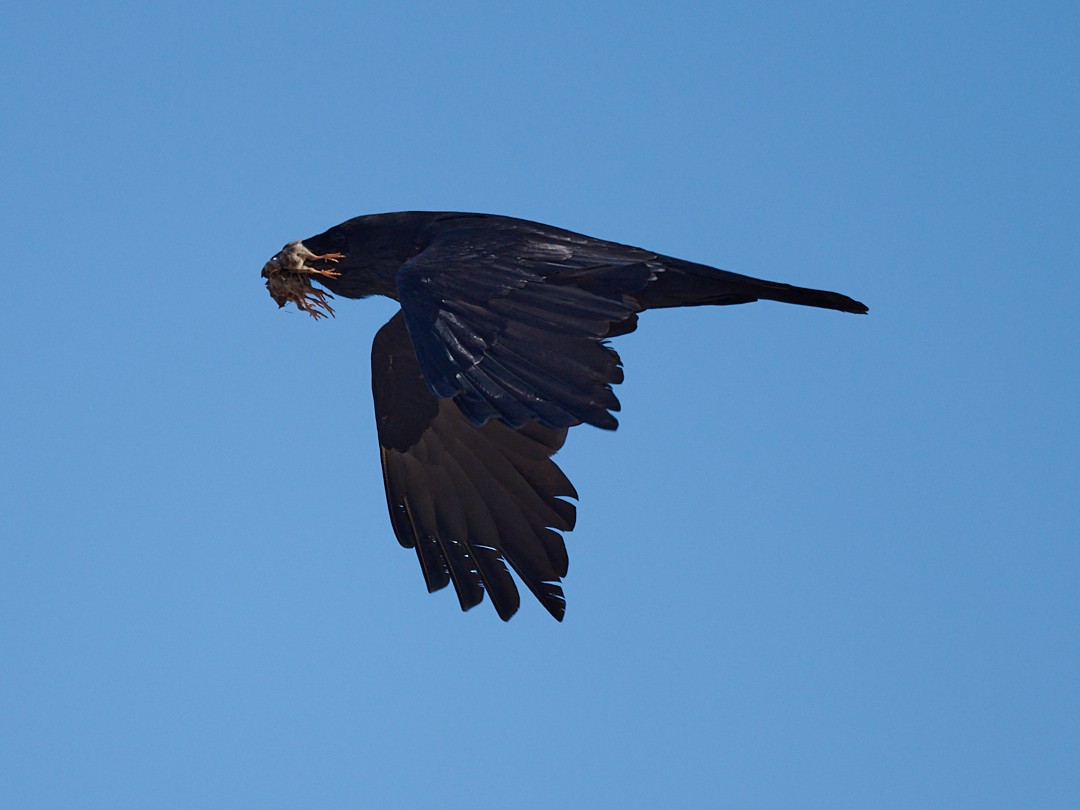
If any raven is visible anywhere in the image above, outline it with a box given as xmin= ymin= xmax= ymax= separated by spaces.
xmin=262 ymin=212 xmax=867 ymax=621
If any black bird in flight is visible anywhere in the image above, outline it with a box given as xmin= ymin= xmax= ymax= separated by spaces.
xmin=262 ymin=212 xmax=867 ymax=621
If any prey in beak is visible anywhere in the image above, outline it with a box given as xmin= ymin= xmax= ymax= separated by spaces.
xmin=261 ymin=241 xmax=345 ymax=319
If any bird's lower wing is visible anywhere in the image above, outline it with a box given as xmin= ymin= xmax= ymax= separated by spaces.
xmin=372 ymin=312 xmax=577 ymax=621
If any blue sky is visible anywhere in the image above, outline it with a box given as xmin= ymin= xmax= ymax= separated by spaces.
xmin=2 ymin=2 xmax=1077 ymax=807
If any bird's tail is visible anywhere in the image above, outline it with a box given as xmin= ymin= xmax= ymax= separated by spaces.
xmin=635 ymin=259 xmax=868 ymax=315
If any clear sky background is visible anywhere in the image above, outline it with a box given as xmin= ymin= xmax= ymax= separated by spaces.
xmin=2 ymin=2 xmax=1077 ymax=808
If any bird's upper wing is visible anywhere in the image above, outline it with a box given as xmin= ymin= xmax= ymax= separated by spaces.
xmin=372 ymin=312 xmax=578 ymax=621
xmin=396 ymin=215 xmax=659 ymax=430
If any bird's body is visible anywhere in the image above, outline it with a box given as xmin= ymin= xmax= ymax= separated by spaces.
xmin=262 ymin=211 xmax=867 ymax=620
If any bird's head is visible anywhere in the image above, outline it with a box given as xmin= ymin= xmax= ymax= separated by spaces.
xmin=261 ymin=241 xmax=344 ymax=320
